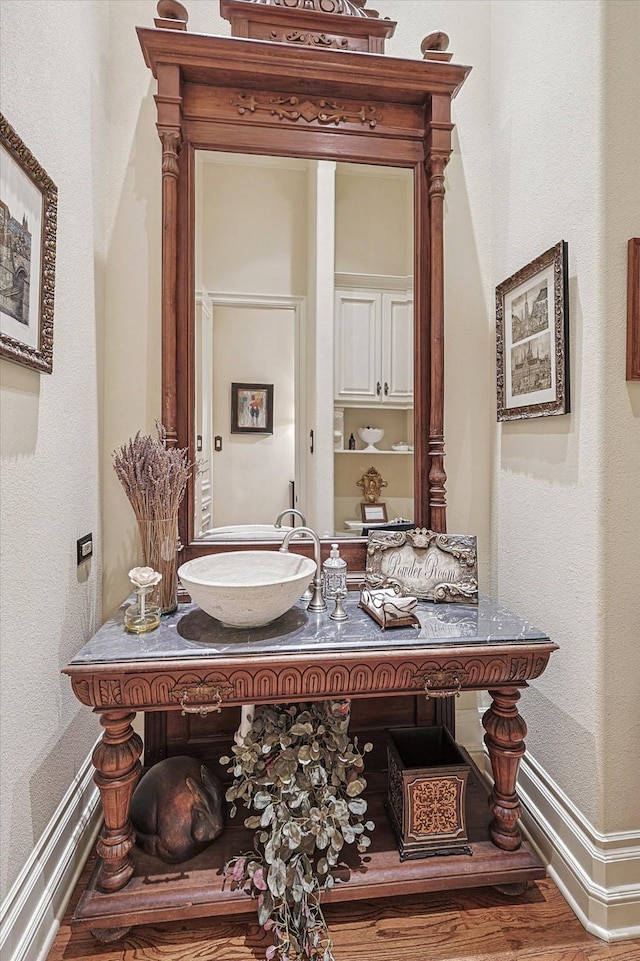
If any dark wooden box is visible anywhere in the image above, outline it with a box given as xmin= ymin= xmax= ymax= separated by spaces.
xmin=386 ymin=726 xmax=472 ymax=861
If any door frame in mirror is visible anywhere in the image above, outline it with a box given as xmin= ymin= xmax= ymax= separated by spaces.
xmin=137 ymin=0 xmax=470 ymax=570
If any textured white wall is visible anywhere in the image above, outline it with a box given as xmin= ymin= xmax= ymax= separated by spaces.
xmin=491 ymin=0 xmax=640 ymax=833
xmin=599 ymin=0 xmax=640 ymax=832
xmin=0 ymin=0 xmax=107 ymax=897
xmin=490 ymin=0 xmax=604 ymax=826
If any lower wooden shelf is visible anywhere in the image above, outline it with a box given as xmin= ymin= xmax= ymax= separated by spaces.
xmin=73 ymin=758 xmax=545 ymax=935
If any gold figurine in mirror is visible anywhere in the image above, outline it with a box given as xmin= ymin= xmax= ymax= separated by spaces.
xmin=357 ymin=467 xmax=388 ymax=504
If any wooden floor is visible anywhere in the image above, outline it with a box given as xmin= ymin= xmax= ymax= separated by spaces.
xmin=48 ymin=860 xmax=640 ymax=961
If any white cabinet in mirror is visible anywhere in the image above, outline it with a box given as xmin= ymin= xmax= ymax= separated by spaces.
xmin=334 ymin=285 xmax=413 ymax=407
xmin=193 ymin=153 xmax=413 ymax=540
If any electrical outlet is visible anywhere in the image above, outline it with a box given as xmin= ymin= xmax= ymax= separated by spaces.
xmin=77 ymin=533 xmax=93 ymax=565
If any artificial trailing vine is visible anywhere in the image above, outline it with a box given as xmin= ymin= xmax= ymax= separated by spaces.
xmin=221 ymin=700 xmax=374 ymax=960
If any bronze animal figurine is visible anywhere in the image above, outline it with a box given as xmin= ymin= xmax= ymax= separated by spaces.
xmin=131 ymin=755 xmax=225 ymax=863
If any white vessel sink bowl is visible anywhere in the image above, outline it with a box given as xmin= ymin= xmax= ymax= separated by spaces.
xmin=178 ymin=551 xmax=316 ymax=628
xmin=201 ymin=524 xmax=293 ymax=541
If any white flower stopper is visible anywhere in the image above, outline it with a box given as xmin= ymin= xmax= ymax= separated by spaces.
xmin=129 ymin=566 xmax=162 ymax=589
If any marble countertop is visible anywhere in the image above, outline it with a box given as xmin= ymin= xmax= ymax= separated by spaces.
xmin=69 ymin=593 xmax=551 ymax=666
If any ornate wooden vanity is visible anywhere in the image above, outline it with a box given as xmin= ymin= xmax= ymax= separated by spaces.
xmin=64 ymin=594 xmax=557 ymax=937
xmin=62 ymin=0 xmax=560 ymax=942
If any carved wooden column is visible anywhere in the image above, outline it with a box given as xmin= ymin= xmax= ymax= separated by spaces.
xmin=482 ymin=687 xmax=528 ymax=851
xmin=413 ymin=157 xmax=430 ymax=529
xmin=426 ymin=150 xmax=448 ymax=533
xmin=155 ymin=62 xmax=183 ymax=448
xmin=425 ymin=89 xmax=454 ymax=534
xmin=92 ymin=711 xmax=143 ymax=892
xmin=421 ymin=38 xmax=454 ymax=533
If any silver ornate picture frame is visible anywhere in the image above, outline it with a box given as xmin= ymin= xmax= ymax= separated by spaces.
xmin=0 ymin=113 xmax=57 ymax=374
xmin=365 ymin=529 xmax=478 ymax=604
xmin=496 ymin=240 xmax=569 ymax=421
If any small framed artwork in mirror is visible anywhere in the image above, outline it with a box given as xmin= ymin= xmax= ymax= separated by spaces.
xmin=496 ymin=240 xmax=569 ymax=420
xmin=361 ymin=502 xmax=388 ymax=524
xmin=231 ymin=383 xmax=273 ymax=434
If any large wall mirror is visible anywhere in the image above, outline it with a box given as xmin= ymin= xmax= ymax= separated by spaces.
xmin=138 ymin=0 xmax=470 ymax=567
xmin=193 ymin=151 xmax=413 ymax=541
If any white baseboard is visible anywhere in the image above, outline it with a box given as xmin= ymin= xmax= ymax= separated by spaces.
xmin=479 ymin=740 xmax=640 ymax=942
xmin=0 ymin=747 xmax=102 ymax=961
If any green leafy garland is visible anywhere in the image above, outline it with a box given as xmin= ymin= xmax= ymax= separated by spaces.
xmin=221 ymin=700 xmax=374 ymax=960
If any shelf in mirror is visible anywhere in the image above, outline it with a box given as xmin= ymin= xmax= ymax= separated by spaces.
xmin=344 ymin=519 xmax=414 ymax=534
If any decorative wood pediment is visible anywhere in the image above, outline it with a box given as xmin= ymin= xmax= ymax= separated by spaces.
xmin=220 ymin=0 xmax=396 ymax=53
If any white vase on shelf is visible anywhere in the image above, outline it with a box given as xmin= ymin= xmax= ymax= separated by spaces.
xmin=358 ymin=426 xmax=385 ymax=452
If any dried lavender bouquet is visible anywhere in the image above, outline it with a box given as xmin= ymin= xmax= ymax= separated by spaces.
xmin=113 ymin=423 xmax=193 ymax=613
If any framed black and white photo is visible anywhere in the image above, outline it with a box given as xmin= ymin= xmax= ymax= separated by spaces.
xmin=496 ymin=241 xmax=569 ymax=421
xmin=0 ymin=113 xmax=57 ymax=374
xmin=230 ymin=382 xmax=274 ymax=434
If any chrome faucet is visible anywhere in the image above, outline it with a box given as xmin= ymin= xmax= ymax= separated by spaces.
xmin=274 ymin=508 xmax=307 ymax=528
xmin=279 ymin=526 xmax=327 ymax=613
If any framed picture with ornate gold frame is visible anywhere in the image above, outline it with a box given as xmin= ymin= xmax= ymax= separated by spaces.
xmin=496 ymin=241 xmax=569 ymax=421
xmin=0 ymin=113 xmax=57 ymax=374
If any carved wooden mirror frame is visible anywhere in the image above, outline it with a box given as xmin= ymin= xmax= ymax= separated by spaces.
xmin=138 ymin=0 xmax=470 ymax=569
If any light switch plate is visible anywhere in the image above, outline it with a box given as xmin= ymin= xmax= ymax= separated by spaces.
xmin=77 ymin=533 xmax=93 ymax=565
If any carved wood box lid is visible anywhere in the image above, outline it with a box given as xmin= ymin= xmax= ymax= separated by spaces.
xmin=219 ymin=0 xmax=396 ymax=54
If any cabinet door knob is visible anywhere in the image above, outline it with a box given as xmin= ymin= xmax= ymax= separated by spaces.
xmin=384 ymin=382 xmax=389 ymax=395
xmin=376 ymin=381 xmax=382 ymax=396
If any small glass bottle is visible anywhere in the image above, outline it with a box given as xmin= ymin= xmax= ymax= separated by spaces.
xmin=322 ymin=543 xmax=349 ymax=621
xmin=124 ymin=567 xmax=161 ymax=633
xmin=348 ymin=433 xmax=356 ymax=450
xmin=125 ymin=585 xmax=161 ymax=633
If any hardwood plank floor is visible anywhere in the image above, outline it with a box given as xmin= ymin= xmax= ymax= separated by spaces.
xmin=47 ymin=859 xmax=640 ymax=961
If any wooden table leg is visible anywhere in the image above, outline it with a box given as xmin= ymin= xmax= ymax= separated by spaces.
xmin=482 ymin=687 xmax=527 ymax=851
xmin=92 ymin=710 xmax=143 ymax=893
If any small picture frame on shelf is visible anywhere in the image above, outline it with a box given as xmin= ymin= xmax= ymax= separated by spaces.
xmin=230 ymin=382 xmax=273 ymax=434
xmin=361 ymin=502 xmax=388 ymax=524
xmin=496 ymin=240 xmax=569 ymax=420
